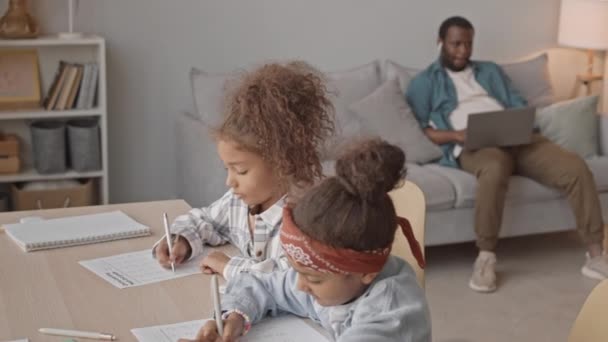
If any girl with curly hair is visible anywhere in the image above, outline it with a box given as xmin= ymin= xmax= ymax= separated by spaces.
xmin=154 ymin=61 xmax=334 ymax=280
xmin=181 ymin=139 xmax=431 ymax=342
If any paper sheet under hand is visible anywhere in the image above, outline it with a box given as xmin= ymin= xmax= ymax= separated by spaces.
xmin=131 ymin=315 xmax=331 ymax=342
xmin=79 ymin=249 xmax=208 ymax=289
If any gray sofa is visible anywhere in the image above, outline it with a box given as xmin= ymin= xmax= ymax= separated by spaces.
xmin=176 ymin=57 xmax=608 ymax=246
xmin=408 ymin=135 xmax=608 ymax=245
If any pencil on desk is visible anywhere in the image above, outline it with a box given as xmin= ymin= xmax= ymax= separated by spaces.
xmin=39 ymin=328 xmax=116 ymax=340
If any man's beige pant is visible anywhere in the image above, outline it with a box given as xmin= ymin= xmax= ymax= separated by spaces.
xmin=459 ymin=134 xmax=604 ymax=251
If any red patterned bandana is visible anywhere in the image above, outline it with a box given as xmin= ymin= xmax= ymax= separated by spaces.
xmin=280 ymin=208 xmax=425 ymax=275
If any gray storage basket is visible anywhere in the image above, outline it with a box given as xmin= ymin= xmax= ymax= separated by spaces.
xmin=30 ymin=120 xmax=67 ymax=174
xmin=67 ymin=118 xmax=101 ymax=171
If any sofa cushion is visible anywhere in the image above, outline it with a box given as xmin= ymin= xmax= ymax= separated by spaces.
xmin=536 ymin=95 xmax=600 ymax=159
xmin=324 ymin=61 xmax=382 ymax=159
xmin=423 ymin=165 xmax=476 ymax=208
xmin=501 ymin=53 xmax=555 ymax=108
xmin=322 ymin=160 xmax=456 ymax=210
xmin=425 ymin=155 xmax=608 ymax=210
xmin=348 ymin=79 xmax=442 ymax=164
xmin=190 ymin=68 xmax=232 ymax=126
xmin=384 ymin=60 xmax=420 ymax=94
xmin=424 ymin=164 xmax=563 ymax=209
xmin=406 ymin=164 xmax=456 ymax=211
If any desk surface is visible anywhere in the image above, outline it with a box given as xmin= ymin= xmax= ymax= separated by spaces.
xmin=0 ymin=200 xmax=230 ymax=342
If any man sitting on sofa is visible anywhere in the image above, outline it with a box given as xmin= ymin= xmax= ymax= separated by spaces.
xmin=406 ymin=16 xmax=607 ymax=292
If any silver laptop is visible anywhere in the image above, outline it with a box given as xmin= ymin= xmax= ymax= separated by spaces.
xmin=464 ymin=107 xmax=536 ymax=151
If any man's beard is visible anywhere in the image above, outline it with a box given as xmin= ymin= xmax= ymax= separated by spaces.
xmin=440 ymin=54 xmax=469 ymax=72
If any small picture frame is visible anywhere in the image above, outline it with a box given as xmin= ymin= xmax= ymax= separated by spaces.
xmin=0 ymin=49 xmax=41 ymax=110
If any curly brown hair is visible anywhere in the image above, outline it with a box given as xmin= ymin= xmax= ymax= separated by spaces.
xmin=293 ymin=138 xmax=407 ymax=250
xmin=216 ymin=61 xmax=335 ymax=188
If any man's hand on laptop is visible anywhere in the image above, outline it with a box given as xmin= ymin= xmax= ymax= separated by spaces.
xmin=454 ymin=129 xmax=466 ymax=144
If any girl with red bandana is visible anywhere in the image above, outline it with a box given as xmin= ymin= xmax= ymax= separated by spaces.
xmin=181 ymin=139 xmax=431 ymax=342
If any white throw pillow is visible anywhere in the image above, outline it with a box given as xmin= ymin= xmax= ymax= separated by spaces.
xmin=349 ymin=79 xmax=443 ymax=164
xmin=190 ymin=68 xmax=235 ymax=127
xmin=323 ymin=61 xmax=382 ymax=159
xmin=384 ymin=60 xmax=420 ymax=94
xmin=501 ymin=53 xmax=555 ymax=108
xmin=326 ymin=61 xmax=381 ymax=130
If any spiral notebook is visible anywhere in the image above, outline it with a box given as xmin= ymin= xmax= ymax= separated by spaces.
xmin=3 ymin=211 xmax=151 ymax=252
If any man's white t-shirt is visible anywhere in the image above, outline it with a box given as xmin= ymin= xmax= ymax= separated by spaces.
xmin=445 ymin=66 xmax=504 ymax=157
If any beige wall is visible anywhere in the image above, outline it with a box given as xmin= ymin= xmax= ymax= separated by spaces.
xmin=1 ymin=0 xmax=603 ymax=203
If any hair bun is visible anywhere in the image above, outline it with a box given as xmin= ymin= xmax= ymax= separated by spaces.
xmin=335 ymin=139 xmax=406 ymax=200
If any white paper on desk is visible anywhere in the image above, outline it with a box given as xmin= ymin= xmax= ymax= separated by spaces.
xmin=131 ymin=315 xmax=331 ymax=342
xmin=79 ymin=249 xmax=208 ymax=289
xmin=4 ymin=339 xmax=29 ymax=342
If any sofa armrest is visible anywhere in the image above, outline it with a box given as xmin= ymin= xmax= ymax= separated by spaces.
xmin=600 ymin=115 xmax=608 ymax=156
xmin=175 ymin=111 xmax=226 ymax=207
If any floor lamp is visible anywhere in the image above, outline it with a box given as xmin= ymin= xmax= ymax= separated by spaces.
xmin=558 ymin=0 xmax=608 ymax=99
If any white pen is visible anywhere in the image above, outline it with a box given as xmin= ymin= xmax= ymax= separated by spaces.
xmin=212 ymin=274 xmax=224 ymax=336
xmin=39 ymin=328 xmax=116 ymax=340
xmin=163 ymin=212 xmax=175 ymax=272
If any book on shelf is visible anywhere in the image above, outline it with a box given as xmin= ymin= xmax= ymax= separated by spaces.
xmin=75 ymin=63 xmax=92 ymax=110
xmin=84 ymin=64 xmax=99 ymax=109
xmin=43 ymin=61 xmax=99 ymax=111
xmin=55 ymin=64 xmax=78 ymax=111
xmin=76 ymin=63 xmax=99 ymax=110
xmin=43 ymin=61 xmax=68 ymax=111
xmin=66 ymin=64 xmax=84 ymax=109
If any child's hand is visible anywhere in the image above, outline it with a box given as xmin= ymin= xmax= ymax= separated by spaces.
xmin=154 ymin=235 xmax=192 ymax=268
xmin=200 ymin=251 xmax=230 ymax=275
xmin=178 ymin=313 xmax=245 ymax=342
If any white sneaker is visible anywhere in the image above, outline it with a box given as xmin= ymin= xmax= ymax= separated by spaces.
xmin=581 ymin=253 xmax=608 ymax=280
xmin=469 ymin=251 xmax=497 ymax=293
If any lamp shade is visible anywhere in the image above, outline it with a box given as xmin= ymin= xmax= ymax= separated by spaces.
xmin=558 ymin=0 xmax=608 ymax=50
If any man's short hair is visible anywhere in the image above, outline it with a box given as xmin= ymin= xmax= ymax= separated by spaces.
xmin=439 ymin=16 xmax=474 ymax=39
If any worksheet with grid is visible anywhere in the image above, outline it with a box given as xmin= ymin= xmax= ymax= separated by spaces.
xmin=131 ymin=315 xmax=331 ymax=342
xmin=132 ymin=319 xmax=208 ymax=341
xmin=79 ymin=249 xmax=209 ymax=288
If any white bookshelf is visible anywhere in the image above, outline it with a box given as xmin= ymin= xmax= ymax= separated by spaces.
xmin=0 ymin=35 xmax=109 ymax=206
xmin=0 ymin=34 xmax=104 ymax=47
xmin=0 ymin=168 xmax=104 ymax=183
xmin=0 ymin=108 xmax=102 ymax=120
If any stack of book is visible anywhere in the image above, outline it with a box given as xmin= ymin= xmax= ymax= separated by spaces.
xmin=43 ymin=61 xmax=99 ymax=111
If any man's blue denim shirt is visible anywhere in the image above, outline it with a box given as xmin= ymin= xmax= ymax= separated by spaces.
xmin=406 ymin=59 xmax=527 ymax=167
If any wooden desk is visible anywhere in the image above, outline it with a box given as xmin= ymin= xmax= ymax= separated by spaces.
xmin=0 ymin=200 xmax=225 ymax=342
